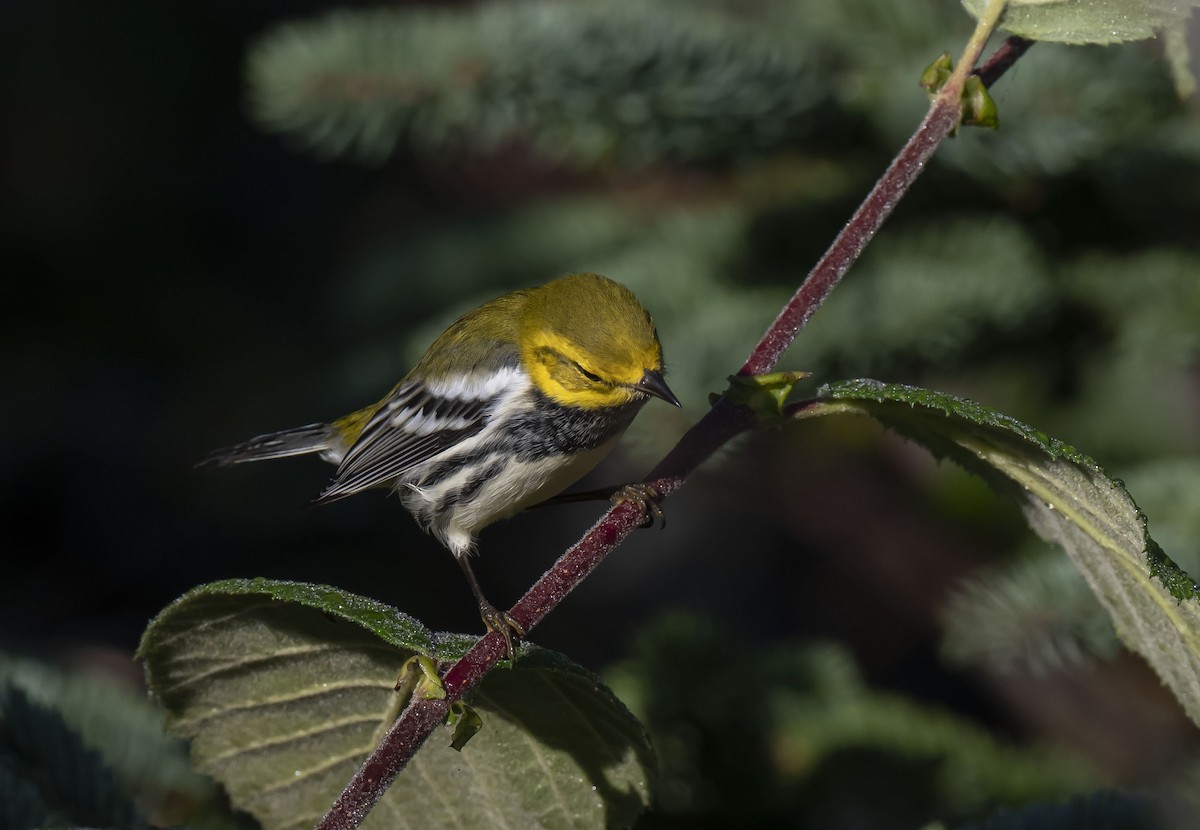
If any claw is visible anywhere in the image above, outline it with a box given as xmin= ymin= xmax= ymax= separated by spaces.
xmin=611 ymin=482 xmax=666 ymax=529
xmin=480 ymin=601 xmax=525 ymax=660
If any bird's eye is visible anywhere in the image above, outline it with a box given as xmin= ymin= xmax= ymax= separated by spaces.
xmin=575 ymin=363 xmax=603 ymax=383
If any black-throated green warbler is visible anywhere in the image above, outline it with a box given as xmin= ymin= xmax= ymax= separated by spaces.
xmin=204 ymin=272 xmax=680 ymax=654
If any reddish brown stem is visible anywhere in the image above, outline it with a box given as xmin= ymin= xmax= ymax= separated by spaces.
xmin=316 ymin=35 xmax=1032 ymax=830
xmin=741 ymin=37 xmax=1034 ymax=376
xmin=741 ymin=100 xmax=957 ymax=375
xmin=976 ymin=36 xmax=1033 ymax=88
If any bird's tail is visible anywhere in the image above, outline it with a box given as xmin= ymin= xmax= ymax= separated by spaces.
xmin=198 ymin=423 xmax=337 ymax=468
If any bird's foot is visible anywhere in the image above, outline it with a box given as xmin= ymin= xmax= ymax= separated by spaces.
xmin=611 ymin=482 xmax=665 ymax=529
xmin=480 ymin=601 xmax=526 ymax=660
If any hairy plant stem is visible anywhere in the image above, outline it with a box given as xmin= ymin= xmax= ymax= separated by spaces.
xmin=949 ymin=0 xmax=1009 ymax=97
xmin=316 ymin=34 xmax=1032 ymax=830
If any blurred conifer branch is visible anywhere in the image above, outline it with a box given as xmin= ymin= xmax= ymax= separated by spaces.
xmin=941 ymin=546 xmax=1123 ymax=673
xmin=943 ymin=457 xmax=1200 ymax=678
xmin=607 ymin=615 xmax=1103 ymax=822
xmin=0 ymin=656 xmax=230 ymax=830
xmin=948 ymin=791 xmax=1159 ymax=830
xmin=247 ymin=1 xmax=828 ymax=166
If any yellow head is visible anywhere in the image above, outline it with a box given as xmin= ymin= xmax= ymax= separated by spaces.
xmin=519 ymin=273 xmax=680 ymax=410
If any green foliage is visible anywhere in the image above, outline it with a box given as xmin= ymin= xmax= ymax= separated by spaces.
xmin=796 ymin=218 xmax=1052 ymax=376
xmin=606 ymin=613 xmax=1098 ymax=827
xmin=247 ymin=0 xmax=829 ymax=166
xmin=1121 ymin=460 xmax=1200 ymax=579
xmin=944 ymin=458 xmax=1200 ymax=676
xmin=935 ymin=43 xmax=1179 ymax=182
xmin=0 ymin=685 xmax=143 ymax=829
xmin=802 ymin=379 xmax=1200 ymax=726
xmin=950 ymin=790 xmax=1158 ymax=830
xmin=1055 ymin=252 xmax=1200 ymax=460
xmin=1164 ymin=20 xmax=1197 ymax=97
xmin=941 ymin=544 xmax=1122 ymax=672
xmin=247 ymin=0 xmax=1194 ymax=171
xmin=0 ymin=655 xmax=230 ymax=830
xmin=139 ymin=579 xmax=656 ymax=830
xmin=1 ymin=655 xmax=215 ymax=809
xmin=961 ymin=0 xmax=1198 ymax=45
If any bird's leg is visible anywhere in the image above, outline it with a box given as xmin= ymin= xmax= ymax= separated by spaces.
xmin=610 ymin=482 xmax=666 ymax=529
xmin=455 ymin=554 xmax=524 ymax=660
xmin=536 ymin=483 xmax=666 ymax=527
xmin=535 ymin=486 xmax=623 ymax=505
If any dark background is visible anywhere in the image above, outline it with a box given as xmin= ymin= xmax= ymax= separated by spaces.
xmin=4 ymin=1 xmax=1200 ymax=827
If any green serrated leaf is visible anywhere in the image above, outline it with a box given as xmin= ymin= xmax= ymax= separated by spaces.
xmin=139 ymin=579 xmax=655 ymax=830
xmin=961 ymin=0 xmax=1198 ymax=45
xmin=797 ymin=379 xmax=1200 ymax=727
xmin=172 ymin=577 xmax=441 ymax=654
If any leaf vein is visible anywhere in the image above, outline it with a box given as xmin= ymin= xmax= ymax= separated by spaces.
xmin=203 ymin=713 xmax=382 ymax=764
xmin=173 ymin=678 xmax=396 ymax=730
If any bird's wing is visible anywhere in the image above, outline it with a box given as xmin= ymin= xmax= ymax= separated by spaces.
xmin=314 ymin=368 xmax=522 ymax=503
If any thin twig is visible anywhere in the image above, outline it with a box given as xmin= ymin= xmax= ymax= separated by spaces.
xmin=739 ymin=98 xmax=960 ymax=375
xmin=976 ymin=36 xmax=1033 ymax=88
xmin=315 ymin=34 xmax=1033 ymax=830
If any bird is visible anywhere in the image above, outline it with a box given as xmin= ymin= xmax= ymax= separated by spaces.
xmin=202 ymin=272 xmax=680 ymax=655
